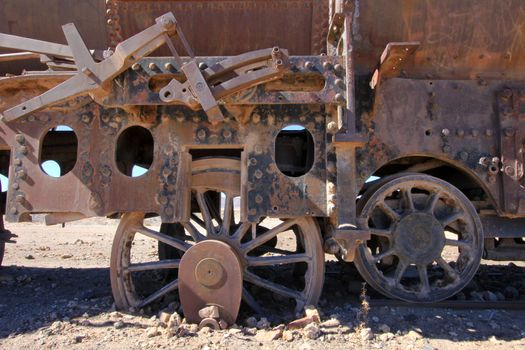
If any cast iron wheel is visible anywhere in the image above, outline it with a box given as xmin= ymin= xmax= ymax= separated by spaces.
xmin=354 ymin=173 xmax=483 ymax=302
xmin=110 ymin=157 xmax=324 ymax=315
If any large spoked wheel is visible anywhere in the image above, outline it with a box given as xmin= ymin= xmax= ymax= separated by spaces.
xmin=354 ymin=173 xmax=483 ymax=302
xmin=110 ymin=157 xmax=324 ymax=316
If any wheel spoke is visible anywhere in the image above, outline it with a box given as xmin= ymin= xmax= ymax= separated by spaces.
xmin=242 ymin=287 xmax=264 ymax=315
xmin=371 ymin=248 xmax=395 ymax=262
xmin=246 ymin=253 xmax=311 ymax=267
xmin=378 ymin=201 xmax=400 ymax=221
xmin=402 ymin=188 xmax=415 ymax=211
xmin=417 ymin=265 xmax=430 ymax=294
xmin=244 ymin=271 xmax=304 ymax=302
xmin=393 ymin=260 xmax=408 ymax=284
xmin=426 ymin=192 xmax=440 ymax=214
xmin=206 ymin=192 xmax=223 ymax=225
xmin=182 ymin=221 xmax=206 ymax=242
xmin=196 ymin=191 xmax=215 ymax=234
xmin=220 ymin=194 xmax=234 ymax=235
xmin=136 ymin=226 xmax=191 ymax=252
xmin=445 ymin=238 xmax=471 ymax=251
xmin=241 ymin=218 xmax=298 ymax=252
xmin=137 ymin=279 xmax=179 ymax=308
xmin=436 ymin=257 xmax=458 ymax=281
xmin=190 ymin=213 xmax=206 ymax=229
xmin=440 ymin=211 xmax=463 ymax=227
xmin=231 ymin=222 xmax=251 ymax=242
xmin=126 ymin=259 xmax=180 ymax=272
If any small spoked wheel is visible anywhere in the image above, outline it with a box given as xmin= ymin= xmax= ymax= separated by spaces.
xmin=110 ymin=157 xmax=324 ymax=317
xmin=354 ymin=173 xmax=483 ymax=302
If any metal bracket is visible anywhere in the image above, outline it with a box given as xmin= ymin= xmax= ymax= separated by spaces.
xmin=331 ymin=224 xmax=370 ymax=261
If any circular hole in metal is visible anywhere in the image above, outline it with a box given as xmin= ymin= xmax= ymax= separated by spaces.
xmin=116 ymin=126 xmax=154 ymax=177
xmin=40 ymin=125 xmax=78 ymax=177
xmin=275 ymin=125 xmax=314 ymax=177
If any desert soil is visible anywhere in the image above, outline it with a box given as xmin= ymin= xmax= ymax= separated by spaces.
xmin=1 ymin=217 xmax=525 ymax=349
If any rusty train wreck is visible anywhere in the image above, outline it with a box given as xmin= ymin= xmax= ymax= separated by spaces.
xmin=0 ymin=0 xmax=524 ymax=325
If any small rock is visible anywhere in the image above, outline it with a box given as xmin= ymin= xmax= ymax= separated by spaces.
xmin=24 ymin=254 xmax=35 ymax=260
xmin=304 ymin=305 xmax=321 ymax=323
xmin=198 ymin=326 xmax=212 ymax=335
xmin=303 ymin=323 xmax=321 ymax=340
xmin=504 ymin=286 xmax=519 ymax=299
xmin=74 ymin=335 xmax=85 ymax=343
xmin=61 ymin=254 xmax=73 ymax=259
xmin=483 ymin=291 xmax=498 ymax=302
xmin=198 ymin=305 xmax=220 ymax=319
xmin=282 ymin=330 xmax=294 ymax=342
xmin=245 ymin=316 xmax=257 ymax=328
xmin=320 ymin=318 xmax=340 ymax=328
xmin=378 ymin=324 xmax=391 ymax=333
xmin=167 ymin=312 xmax=181 ymax=329
xmin=113 ymin=320 xmax=125 ymax=329
xmin=256 ymin=328 xmax=283 ymax=341
xmin=406 ymin=330 xmax=422 ymax=340
xmin=360 ymin=328 xmax=374 ymax=341
xmin=256 ymin=317 xmax=271 ymax=330
xmin=379 ymin=332 xmax=394 ymax=342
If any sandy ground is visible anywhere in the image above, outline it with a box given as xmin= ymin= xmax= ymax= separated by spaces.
xmin=0 ymin=218 xmax=525 ymax=349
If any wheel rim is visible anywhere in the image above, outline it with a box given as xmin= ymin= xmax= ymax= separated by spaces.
xmin=110 ymin=158 xmax=324 ymax=317
xmin=354 ymin=173 xmax=483 ymax=302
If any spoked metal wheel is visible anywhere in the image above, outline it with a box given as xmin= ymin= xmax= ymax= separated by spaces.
xmin=354 ymin=173 xmax=483 ymax=302
xmin=110 ymin=157 xmax=324 ymax=317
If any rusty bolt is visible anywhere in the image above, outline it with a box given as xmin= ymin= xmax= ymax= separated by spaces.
xmin=164 ymin=62 xmax=175 ymax=71
xmin=17 ymin=170 xmax=26 ymax=179
xmin=254 ymin=144 xmax=263 ymax=154
xmin=81 ymin=114 xmax=91 ymax=123
xmin=322 ymin=61 xmax=332 ymax=70
xmin=252 ymin=114 xmax=261 ymax=124
xmin=198 ymin=62 xmax=208 ymax=70
xmin=479 ymin=157 xmax=489 ymax=166
xmin=485 ymin=129 xmax=493 ymax=137
xmin=249 ymin=208 xmax=257 ymax=216
xmin=249 ymin=158 xmax=257 ymax=166
xmin=15 ymin=194 xmax=24 ymax=203
xmin=335 ymin=79 xmax=345 ymax=89
xmin=12 ymin=182 xmax=19 ymax=190
xmin=505 ymin=165 xmax=516 ymax=177
xmin=148 ymin=62 xmax=158 ymax=70
xmin=222 ymin=129 xmax=232 ymax=139
xmin=441 ymin=128 xmax=450 ymax=136
xmin=159 ymin=16 xmax=175 ymax=29
xmin=15 ymin=134 xmax=25 ymax=144
xmin=492 ymin=156 xmax=500 ymax=164
xmin=442 ymin=144 xmax=451 ymax=153
xmin=19 ymin=146 xmax=28 ymax=155
xmin=334 ymin=64 xmax=344 ymax=73
xmin=9 ymin=207 xmax=17 ymax=215
xmin=132 ymin=63 xmax=140 ymax=71
xmin=456 ymin=129 xmax=465 ymax=137
xmin=471 ymin=129 xmax=479 ymax=137
xmin=304 ymin=61 xmax=314 ymax=70
xmin=334 ymin=93 xmax=346 ymax=104
xmin=255 ymin=195 xmax=263 ymax=204
xmin=27 ymin=115 xmax=35 ymax=122
xmin=327 ymin=121 xmax=338 ymax=134
xmin=13 ymin=158 xmax=21 ymax=166
xmin=459 ymin=151 xmax=469 ymax=161
xmin=197 ymin=129 xmax=207 ymax=141
xmin=158 ymin=194 xmax=168 ymax=205
xmin=254 ymin=170 xmax=263 ymax=179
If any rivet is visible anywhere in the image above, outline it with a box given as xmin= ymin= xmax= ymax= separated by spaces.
xmin=222 ymin=129 xmax=232 ymax=139
xmin=19 ymin=146 xmax=28 ymax=155
xmin=164 ymin=62 xmax=175 ymax=71
xmin=158 ymin=195 xmax=168 ymax=205
xmin=334 ymin=79 xmax=345 ymax=89
xmin=327 ymin=121 xmax=338 ymax=133
xmin=17 ymin=170 xmax=26 ymax=179
xmin=255 ymin=195 xmax=263 ymax=204
xmin=27 ymin=115 xmax=35 ymax=122
xmin=12 ymin=182 xmax=19 ymax=190
xmin=254 ymin=144 xmax=263 ymax=154
xmin=471 ymin=129 xmax=479 ymax=137
xmin=148 ymin=62 xmax=158 ymax=70
xmin=442 ymin=144 xmax=451 ymax=153
xmin=13 ymin=158 xmax=21 ymax=166
xmin=15 ymin=194 xmax=24 ymax=203
xmin=15 ymin=134 xmax=25 ymax=144
xmin=334 ymin=93 xmax=346 ymax=104
xmin=492 ymin=156 xmax=500 ymax=164
xmin=441 ymin=128 xmax=450 ymax=136
xmin=488 ymin=175 xmax=496 ymax=184
xmin=249 ymin=208 xmax=257 ymax=216
xmin=504 ymin=127 xmax=515 ymax=137
xmin=254 ymin=170 xmax=263 ymax=179
xmin=198 ymin=62 xmax=208 ymax=70
xmin=304 ymin=61 xmax=314 ymax=70
xmin=164 ymin=206 xmax=174 ymax=217
xmin=459 ymin=151 xmax=469 ymax=161
xmin=132 ymin=63 xmax=140 ymax=71
xmin=82 ymin=114 xmax=91 ymax=123
xmin=456 ymin=129 xmax=465 ymax=137
xmin=334 ymin=63 xmax=344 ymax=73
xmin=252 ymin=114 xmax=261 ymax=124
xmin=322 ymin=61 xmax=332 ymax=70
xmin=249 ymin=158 xmax=257 ymax=166
xmin=485 ymin=129 xmax=493 ymax=137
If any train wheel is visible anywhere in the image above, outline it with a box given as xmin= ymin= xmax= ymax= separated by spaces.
xmin=354 ymin=173 xmax=483 ymax=302
xmin=110 ymin=158 xmax=324 ymax=316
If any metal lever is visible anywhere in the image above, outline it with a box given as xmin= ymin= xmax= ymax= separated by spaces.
xmin=1 ymin=12 xmax=179 ymax=122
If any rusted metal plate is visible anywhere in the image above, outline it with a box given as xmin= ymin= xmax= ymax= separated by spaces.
xmin=179 ymin=240 xmax=242 ymax=325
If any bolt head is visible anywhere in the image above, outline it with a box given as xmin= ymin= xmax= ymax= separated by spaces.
xmin=15 ymin=134 xmax=25 ymax=144
xmin=304 ymin=61 xmax=314 ymax=70
xmin=441 ymin=128 xmax=450 ymax=136
xmin=334 ymin=93 xmax=346 ymax=104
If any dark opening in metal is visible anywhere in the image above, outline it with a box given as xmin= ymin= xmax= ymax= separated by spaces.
xmin=275 ymin=125 xmax=314 ymax=177
xmin=116 ymin=126 xmax=154 ymax=177
xmin=40 ymin=125 xmax=78 ymax=177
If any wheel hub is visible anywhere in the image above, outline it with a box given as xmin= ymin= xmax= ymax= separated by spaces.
xmin=179 ymin=240 xmax=243 ymax=326
xmin=393 ymin=212 xmax=445 ymax=265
